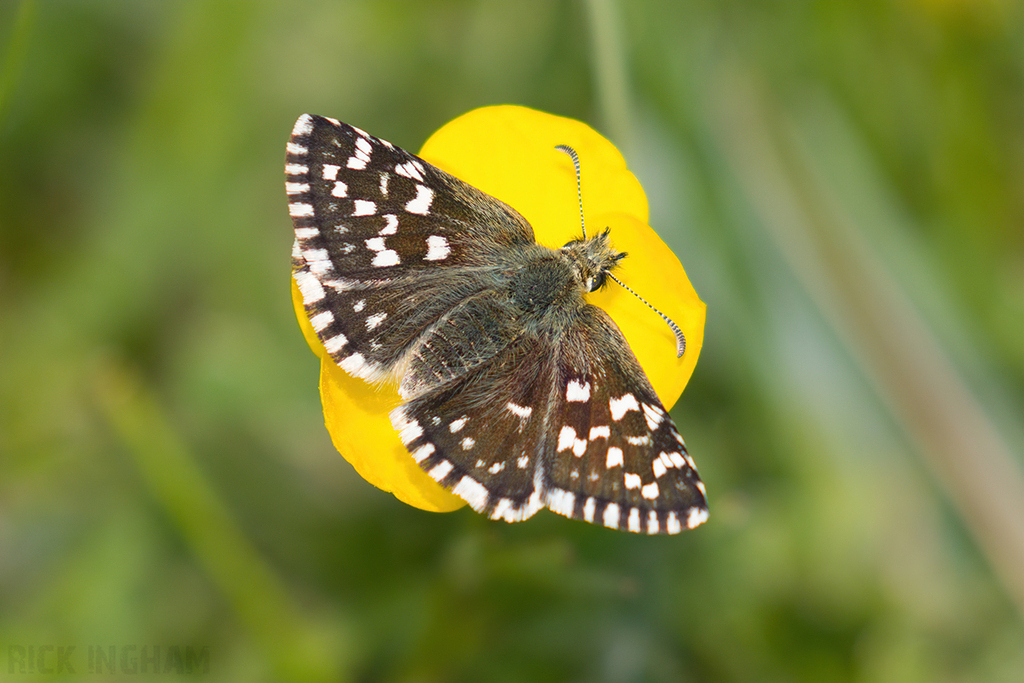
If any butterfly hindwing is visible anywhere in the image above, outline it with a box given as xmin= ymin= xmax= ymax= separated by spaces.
xmin=543 ymin=305 xmax=708 ymax=534
xmin=390 ymin=333 xmax=555 ymax=523
xmin=388 ymin=303 xmax=707 ymax=534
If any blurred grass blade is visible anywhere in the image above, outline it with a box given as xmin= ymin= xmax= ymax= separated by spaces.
xmin=710 ymin=60 xmax=1024 ymax=619
xmin=583 ymin=0 xmax=632 ymax=154
xmin=0 ymin=0 xmax=34 ymax=124
xmin=94 ymin=360 xmax=344 ymax=683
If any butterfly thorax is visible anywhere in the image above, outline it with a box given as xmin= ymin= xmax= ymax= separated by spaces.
xmin=561 ymin=229 xmax=625 ymax=293
xmin=507 ymin=231 xmax=623 ymax=323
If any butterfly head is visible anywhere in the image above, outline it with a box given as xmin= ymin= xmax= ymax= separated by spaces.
xmin=562 ymin=228 xmax=627 ymax=292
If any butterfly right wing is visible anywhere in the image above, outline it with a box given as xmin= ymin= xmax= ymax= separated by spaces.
xmin=286 ymin=114 xmax=535 ymax=382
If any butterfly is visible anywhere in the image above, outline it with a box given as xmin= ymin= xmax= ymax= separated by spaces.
xmin=287 ymin=114 xmax=707 ymax=534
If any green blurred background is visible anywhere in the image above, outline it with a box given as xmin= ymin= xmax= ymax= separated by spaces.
xmin=3 ymin=0 xmax=1024 ymax=681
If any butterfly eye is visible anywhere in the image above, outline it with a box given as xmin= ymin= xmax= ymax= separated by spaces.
xmin=588 ymin=271 xmax=606 ymax=292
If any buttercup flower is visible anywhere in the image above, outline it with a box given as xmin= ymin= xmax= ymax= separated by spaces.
xmin=292 ymin=105 xmax=705 ymax=512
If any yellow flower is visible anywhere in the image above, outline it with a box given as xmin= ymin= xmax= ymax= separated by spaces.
xmin=292 ymin=105 xmax=705 ymax=513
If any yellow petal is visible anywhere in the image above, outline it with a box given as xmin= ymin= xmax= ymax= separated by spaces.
xmin=295 ymin=105 xmax=705 ymax=513
xmin=420 ymin=105 xmax=704 ymax=405
xmin=291 ymin=276 xmax=464 ymax=511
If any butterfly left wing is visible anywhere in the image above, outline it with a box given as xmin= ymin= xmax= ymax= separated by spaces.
xmin=287 ymin=114 xmax=535 ymax=383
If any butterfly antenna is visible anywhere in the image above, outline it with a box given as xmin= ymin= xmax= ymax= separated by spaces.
xmin=556 ymin=144 xmax=687 ymax=358
xmin=607 ymin=272 xmax=687 ymax=357
xmin=556 ymin=144 xmax=586 ymax=239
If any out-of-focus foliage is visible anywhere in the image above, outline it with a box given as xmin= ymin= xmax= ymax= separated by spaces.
xmin=1 ymin=1 xmax=1022 ymax=681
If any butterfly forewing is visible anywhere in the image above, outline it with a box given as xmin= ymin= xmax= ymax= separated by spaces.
xmin=287 ymin=114 xmax=534 ymax=379
xmin=287 ymin=113 xmax=708 ymax=534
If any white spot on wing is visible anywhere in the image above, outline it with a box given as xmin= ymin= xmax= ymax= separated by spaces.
xmin=602 ymin=503 xmax=620 ymax=529
xmin=394 ymin=412 xmax=422 ymax=445
xmin=293 ymin=269 xmax=325 ymax=304
xmin=411 ymin=443 xmax=434 ymax=463
xmin=647 ymin=511 xmax=660 ymax=534
xmin=452 ymin=475 xmax=489 ymax=511
xmin=289 ymin=202 xmax=313 ymax=218
xmin=365 ymin=236 xmax=399 ymax=267
xmin=556 ymin=426 xmax=576 ymax=452
xmin=303 ymin=247 xmax=333 ymax=276
xmin=365 ymin=312 xmax=387 ymax=330
xmin=372 ymin=249 xmax=400 ymax=267
xmin=395 ymin=160 xmax=425 ymax=182
xmin=460 ymin=437 xmax=475 ymax=450
xmin=490 ymin=498 xmax=513 ymax=522
xmin=624 ymin=473 xmax=642 ymax=489
xmin=405 ymin=184 xmax=434 ymax=215
xmin=627 ymin=507 xmax=640 ymax=532
xmin=347 ymin=137 xmax=372 ymax=169
xmin=565 ymin=379 xmax=591 ymax=402
xmin=353 ymin=199 xmax=376 ymax=216
xmin=589 ymin=425 xmax=610 ymax=440
xmin=506 ymin=402 xmax=532 ymax=418
xmin=606 ymin=447 xmax=623 ymax=468
xmin=642 ymin=482 xmax=660 ymax=500
xmin=322 ymin=164 xmax=340 ymax=180
xmin=642 ymin=403 xmax=664 ymax=430
xmin=449 ymin=417 xmax=468 ymax=433
xmin=428 ymin=460 xmax=453 ymax=482
xmin=292 ymin=114 xmax=314 ymax=137
xmin=687 ymin=507 xmax=709 ymax=528
xmin=424 ymin=235 xmax=450 ymax=261
xmin=380 ymin=214 xmax=399 ymax=235
xmin=546 ymin=489 xmax=575 ymax=517
xmin=583 ymin=497 xmax=596 ymax=523
xmin=323 ymin=333 xmax=347 ymax=354
xmin=609 ymin=393 xmax=640 ymax=420
xmin=309 ymin=310 xmax=334 ymax=332
xmin=339 ymin=352 xmax=384 ymax=380
xmin=652 ymin=458 xmax=667 ymax=479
